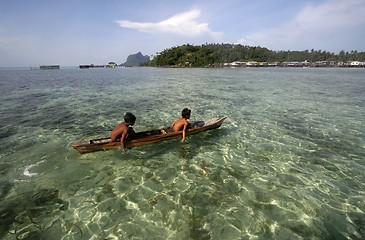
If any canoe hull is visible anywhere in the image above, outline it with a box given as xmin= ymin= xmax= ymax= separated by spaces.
xmin=71 ymin=117 xmax=226 ymax=154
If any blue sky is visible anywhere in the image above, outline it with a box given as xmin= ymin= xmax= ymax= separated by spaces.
xmin=1 ymin=0 xmax=364 ymax=67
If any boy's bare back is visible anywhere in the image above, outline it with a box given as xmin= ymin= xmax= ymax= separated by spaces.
xmin=171 ymin=108 xmax=191 ymax=142
xmin=171 ymin=118 xmax=188 ymax=132
xmin=110 ymin=112 xmax=136 ymax=149
xmin=110 ymin=122 xmax=129 ymax=141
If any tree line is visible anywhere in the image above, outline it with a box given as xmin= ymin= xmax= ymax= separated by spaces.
xmin=145 ymin=43 xmax=365 ymax=67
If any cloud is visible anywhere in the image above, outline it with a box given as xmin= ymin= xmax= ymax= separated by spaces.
xmin=237 ymin=0 xmax=365 ymax=51
xmin=116 ymin=9 xmax=222 ymax=38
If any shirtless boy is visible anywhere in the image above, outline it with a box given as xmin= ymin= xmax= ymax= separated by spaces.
xmin=171 ymin=108 xmax=191 ymax=142
xmin=110 ymin=112 xmax=136 ymax=149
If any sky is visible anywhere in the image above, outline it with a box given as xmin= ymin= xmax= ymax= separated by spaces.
xmin=1 ymin=0 xmax=365 ymax=67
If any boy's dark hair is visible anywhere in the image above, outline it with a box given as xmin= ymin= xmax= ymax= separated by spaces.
xmin=181 ymin=108 xmax=191 ymax=118
xmin=124 ymin=112 xmax=136 ymax=123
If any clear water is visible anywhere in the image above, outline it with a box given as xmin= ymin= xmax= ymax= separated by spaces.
xmin=0 ymin=67 xmax=364 ymax=239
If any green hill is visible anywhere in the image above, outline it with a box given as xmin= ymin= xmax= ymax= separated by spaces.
xmin=146 ymin=43 xmax=365 ymax=67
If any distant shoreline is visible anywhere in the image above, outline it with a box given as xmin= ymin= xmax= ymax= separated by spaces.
xmin=1 ymin=64 xmax=365 ymax=70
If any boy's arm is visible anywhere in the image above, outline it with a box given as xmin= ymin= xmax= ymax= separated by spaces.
xmin=181 ymin=122 xmax=188 ymax=142
xmin=120 ymin=130 xmax=128 ymax=149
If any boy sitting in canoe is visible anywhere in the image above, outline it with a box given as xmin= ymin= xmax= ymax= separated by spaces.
xmin=171 ymin=108 xmax=191 ymax=142
xmin=110 ymin=112 xmax=136 ymax=149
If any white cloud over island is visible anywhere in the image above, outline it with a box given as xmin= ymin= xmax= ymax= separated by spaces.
xmin=116 ymin=9 xmax=222 ymax=38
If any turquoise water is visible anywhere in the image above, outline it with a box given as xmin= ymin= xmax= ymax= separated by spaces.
xmin=0 ymin=67 xmax=364 ymax=239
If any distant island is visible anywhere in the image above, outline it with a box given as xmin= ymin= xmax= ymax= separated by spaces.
xmin=144 ymin=43 xmax=365 ymax=68
xmin=75 ymin=44 xmax=364 ymax=69
xmin=121 ymin=52 xmax=150 ymax=67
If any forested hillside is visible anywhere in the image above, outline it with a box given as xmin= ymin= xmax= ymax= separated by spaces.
xmin=146 ymin=43 xmax=365 ymax=67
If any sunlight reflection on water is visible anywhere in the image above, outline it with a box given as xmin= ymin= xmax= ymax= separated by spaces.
xmin=0 ymin=67 xmax=364 ymax=239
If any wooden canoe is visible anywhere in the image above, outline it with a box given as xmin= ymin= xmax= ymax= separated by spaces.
xmin=71 ymin=117 xmax=227 ymax=154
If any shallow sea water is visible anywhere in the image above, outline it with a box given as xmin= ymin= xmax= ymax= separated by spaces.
xmin=0 ymin=67 xmax=364 ymax=239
